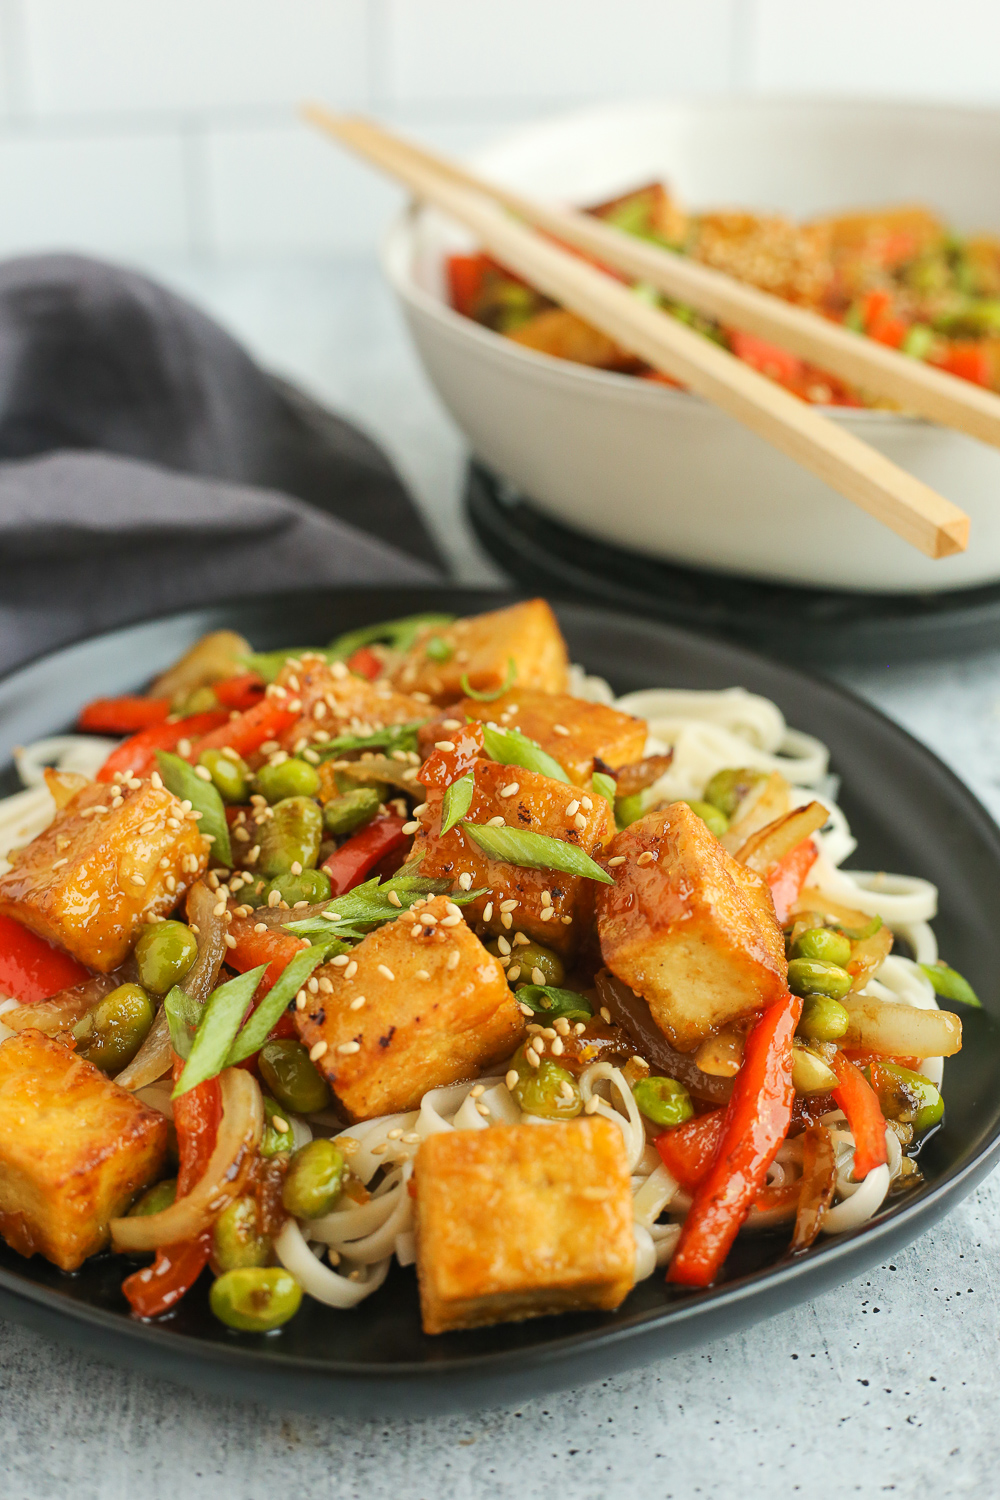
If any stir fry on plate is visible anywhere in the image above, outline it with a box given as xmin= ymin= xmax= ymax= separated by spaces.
xmin=0 ymin=601 xmax=975 ymax=1334
xmin=449 ymin=184 xmax=1000 ymax=403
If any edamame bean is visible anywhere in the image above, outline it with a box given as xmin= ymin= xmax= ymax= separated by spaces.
xmin=703 ymin=767 xmax=767 ymax=819
xmin=209 ymin=1267 xmax=302 ymax=1332
xmin=615 ymin=793 xmax=645 ymax=829
xmin=73 ymin=983 xmax=155 ymax=1072
xmin=510 ymin=1049 xmax=582 ymax=1120
xmin=198 ymin=747 xmax=251 ymax=804
xmin=256 ymin=758 xmax=321 ymax=804
xmin=791 ymin=1045 xmax=839 ymax=1095
xmin=258 ymin=1038 xmax=331 ymax=1115
xmin=212 ymin=1195 xmax=271 ymax=1271
xmin=281 ymin=1139 xmax=345 ymax=1220
xmin=787 ymin=957 xmax=852 ymax=1002
xmin=872 ymin=1062 xmax=943 ymax=1135
xmin=490 ymin=939 xmax=564 ymax=989
xmin=632 ymin=1075 xmax=694 ymax=1127
xmin=685 ymin=800 xmax=729 ymax=838
xmin=797 ymin=993 xmax=850 ymax=1042
xmin=128 ymin=1178 xmax=177 ymax=1217
xmin=134 ymin=920 xmax=199 ymax=995
xmin=257 ymin=796 xmax=323 ymax=877
xmin=263 ymin=868 xmax=332 ymax=907
xmin=791 ymin=926 xmax=852 ymax=967
xmin=322 ymin=788 xmax=381 ymax=837
xmin=260 ymin=1096 xmax=296 ymax=1157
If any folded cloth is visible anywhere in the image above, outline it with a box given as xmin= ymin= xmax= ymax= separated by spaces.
xmin=0 ymin=254 xmax=445 ymax=674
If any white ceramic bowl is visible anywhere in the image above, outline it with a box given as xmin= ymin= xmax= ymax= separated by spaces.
xmin=383 ymin=99 xmax=1000 ymax=594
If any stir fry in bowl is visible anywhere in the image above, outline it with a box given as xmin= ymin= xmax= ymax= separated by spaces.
xmin=449 ymin=184 xmax=1000 ymax=403
xmin=0 ymin=600 xmax=975 ymax=1334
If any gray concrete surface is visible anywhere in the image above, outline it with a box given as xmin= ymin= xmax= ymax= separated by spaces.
xmin=1 ymin=257 xmax=996 ymax=1500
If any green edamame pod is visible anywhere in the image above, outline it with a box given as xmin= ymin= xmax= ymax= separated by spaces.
xmin=134 ymin=920 xmax=199 ymax=995
xmin=797 ymin=993 xmax=850 ymax=1042
xmin=787 ymin=957 xmax=852 ymax=1002
xmin=209 ymin=1267 xmax=302 ymax=1332
xmin=73 ymin=983 xmax=155 ymax=1073
xmin=256 ymin=796 xmax=323 ymax=877
xmin=260 ymin=1096 xmax=296 ymax=1157
xmin=506 ymin=940 xmax=565 ymax=989
xmin=212 ymin=1195 xmax=271 ymax=1271
xmin=256 ymin=758 xmax=322 ymax=804
xmin=510 ymin=1048 xmax=582 ymax=1120
xmin=632 ymin=1075 xmax=694 ymax=1127
xmin=791 ymin=926 xmax=852 ymax=967
xmin=281 ymin=1139 xmax=346 ymax=1220
xmin=198 ymin=747 xmax=251 ymax=804
xmin=263 ymin=868 xmax=332 ymax=907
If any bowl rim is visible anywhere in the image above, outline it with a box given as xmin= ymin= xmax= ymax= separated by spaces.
xmin=381 ymin=93 xmax=1000 ymax=431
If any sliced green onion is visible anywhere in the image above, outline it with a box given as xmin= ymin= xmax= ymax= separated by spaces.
xmin=461 ymin=658 xmax=517 ymax=702
xmin=461 ymin=822 xmax=613 ymax=883
xmin=837 ymin=914 xmax=883 ymax=941
xmin=615 ymin=792 xmax=646 ymax=830
xmin=440 ymin=770 xmax=475 ymax=836
xmin=316 ymin=720 xmax=426 ymax=759
xmin=424 ymin=635 xmax=454 ymax=663
xmin=285 ymin=871 xmax=486 ymax=943
xmin=591 ymin=771 xmax=617 ymax=806
xmin=919 ymin=961 xmax=981 ymax=1007
xmin=516 ymin=984 xmax=593 ymax=1021
xmin=173 ymin=966 xmax=267 ymax=1097
xmin=327 ymin=612 xmax=455 ymax=661
xmin=480 ymin=723 xmax=569 ymax=783
xmin=163 ymin=984 xmax=202 ymax=1061
xmin=156 ymin=750 xmax=232 ymax=866
xmin=226 ymin=946 xmax=329 ymax=1066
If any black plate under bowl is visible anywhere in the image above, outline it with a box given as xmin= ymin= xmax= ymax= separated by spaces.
xmin=1 ymin=586 xmax=998 ymax=1416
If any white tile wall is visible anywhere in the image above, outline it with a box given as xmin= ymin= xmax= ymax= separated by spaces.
xmin=0 ymin=0 xmax=995 ymax=258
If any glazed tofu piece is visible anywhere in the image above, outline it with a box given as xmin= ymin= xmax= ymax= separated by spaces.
xmin=408 ymin=759 xmax=614 ymax=959
xmin=0 ymin=778 xmax=208 ymax=973
xmin=273 ymin=654 xmax=429 ymax=756
xmin=414 ymin=1117 xmax=635 ymax=1334
xmin=596 ymin=802 xmax=787 ymax=1051
xmin=389 ymin=599 xmax=569 ymax=704
xmin=296 ymin=895 xmax=524 ymax=1122
xmin=458 ymin=688 xmax=647 ymax=787
xmin=0 ymin=1031 xmax=169 ymax=1271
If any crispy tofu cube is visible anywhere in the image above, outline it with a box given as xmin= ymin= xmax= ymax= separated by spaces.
xmin=408 ymin=759 xmax=614 ymax=959
xmin=414 ymin=1117 xmax=635 ymax=1334
xmin=596 ymin=802 xmax=787 ymax=1051
xmin=0 ymin=1031 xmax=169 ymax=1271
xmin=273 ymin=654 xmax=430 ymax=756
xmin=0 ymin=779 xmax=208 ymax=973
xmin=459 ymin=688 xmax=647 ymax=787
xmin=295 ymin=895 xmax=524 ymax=1122
xmin=390 ymin=600 xmax=569 ymax=704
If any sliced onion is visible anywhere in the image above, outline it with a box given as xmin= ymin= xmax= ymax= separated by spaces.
xmin=3 ymin=972 xmax=119 ymax=1035
xmin=596 ymin=971 xmax=732 ymax=1104
xmin=789 ymin=1124 xmax=837 ymax=1253
xmin=274 ymin=1218 xmax=391 ymax=1308
xmin=110 ymin=1067 xmax=263 ymax=1252
xmin=633 ymin=1224 xmax=657 ymax=1282
xmin=632 ymin=1162 xmax=678 ymax=1231
xmin=840 ymin=993 xmax=961 ymax=1058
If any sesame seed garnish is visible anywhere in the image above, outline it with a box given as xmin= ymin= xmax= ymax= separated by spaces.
xmin=344 ymin=961 xmax=358 ymax=979
xmin=507 ymin=965 xmax=521 ymax=982
xmin=412 ymin=802 xmax=428 ymax=815
xmin=558 ymin=1079 xmax=573 ymax=1098
xmin=212 ymin=898 xmax=227 ymax=917
xmin=194 ymin=765 xmax=212 ymax=782
xmin=600 ymin=1006 xmax=612 ymax=1023
xmin=267 ymin=889 xmax=281 ymax=907
xmin=402 ymin=821 xmax=420 ymax=835
xmin=497 ymin=935 xmax=511 ymax=956
xmin=319 ymin=977 xmax=333 ymax=994
xmin=51 ymin=857 xmax=68 ymax=869
xmin=434 ymin=740 xmax=456 ymax=752
xmin=272 ymin=1117 xmax=290 ymax=1134
xmin=416 ymin=969 xmax=430 ymax=980
xmin=177 ymin=740 xmax=192 ymax=759
xmin=637 ymin=850 xmax=655 ymax=866
xmin=350 ymin=996 xmax=367 ymax=1010
xmin=540 ymin=889 xmax=552 ymax=907
xmin=441 ymin=718 xmax=462 ymax=730
xmin=607 ymin=855 xmax=626 ymax=866
xmin=150 ymin=772 xmax=164 ymax=789
xmin=526 ymin=1050 xmax=540 ymax=1069
xmin=566 ymin=800 xmax=580 ymax=817
xmin=331 ymin=953 xmax=349 ymax=966
xmin=476 ymin=1102 xmax=490 ymax=1118
xmin=512 ymin=931 xmax=529 ymax=946
xmin=584 ymin=1096 xmax=600 ymax=1114
xmin=531 ymin=967 xmax=546 ymax=985
xmin=561 ymin=915 xmax=572 ymax=924
xmin=574 ymin=1021 xmax=587 ymax=1034
xmin=554 ymin=1018 xmax=570 ymax=1035
xmin=447 ymin=951 xmax=460 ymax=970
xmin=574 ymin=813 xmax=587 ymax=831
xmin=387 ymin=890 xmax=402 ymax=908
xmin=499 ymin=899 xmax=518 ymax=913
xmin=131 ymin=873 xmax=147 ymax=887
xmin=482 ymin=902 xmax=494 ymax=922
xmin=440 ymin=912 xmax=462 ymax=927
xmin=335 ymin=1041 xmax=359 ymax=1056
xmin=420 ymin=912 xmax=438 ymax=926
xmin=581 ymin=796 xmax=593 ymax=810
xmin=370 ymin=1141 xmax=387 ymax=1155
xmin=253 ymin=921 xmax=268 ymax=934
xmin=321 ymin=909 xmax=340 ymax=921
xmin=377 ymin=964 xmax=395 ymax=981
xmin=501 ymin=912 xmax=512 ymax=929
xmin=518 ymin=1002 xmax=534 ymax=1016
xmin=296 ymin=994 xmax=307 ymax=1011
xmin=307 ymin=976 xmax=320 ymax=994
xmin=486 ymin=815 xmax=506 ymax=828
xmin=540 ymin=908 xmax=554 ymax=921
xmin=224 ymin=934 xmax=237 ymax=948
xmin=500 ymin=782 xmax=519 ymax=798
xmin=469 ymin=1084 xmax=485 ymax=1098
xmin=505 ymin=1069 xmax=519 ymax=1089
xmin=290 ymin=860 xmax=303 ymax=876
xmin=551 ymin=1037 xmax=565 ymax=1056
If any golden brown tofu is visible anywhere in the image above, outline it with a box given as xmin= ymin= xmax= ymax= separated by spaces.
xmin=508 ymin=308 xmax=642 ymax=372
xmin=414 ymin=1117 xmax=635 ymax=1334
xmin=691 ymin=211 xmax=832 ymax=306
xmin=0 ymin=1031 xmax=169 ymax=1271
xmin=458 ymin=688 xmax=647 ymax=787
xmin=390 ymin=600 xmax=569 ymax=704
xmin=408 ymin=759 xmax=614 ymax=959
xmin=0 ymin=779 xmax=208 ymax=972
xmin=273 ymin=654 xmax=430 ymax=756
xmin=596 ymin=802 xmax=787 ymax=1051
xmin=295 ymin=895 xmax=524 ymax=1122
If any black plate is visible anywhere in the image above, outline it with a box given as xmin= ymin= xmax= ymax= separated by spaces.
xmin=1 ymin=586 xmax=999 ymax=1415
xmin=466 ymin=463 xmax=1000 ymax=666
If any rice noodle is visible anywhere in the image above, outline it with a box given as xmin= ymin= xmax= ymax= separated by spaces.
xmin=274 ymin=1218 xmax=391 ymax=1308
xmin=110 ymin=1068 xmax=263 ymax=1251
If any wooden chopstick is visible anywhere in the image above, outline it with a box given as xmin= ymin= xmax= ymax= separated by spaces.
xmin=318 ymin=110 xmax=1000 ymax=454
xmin=305 ymin=106 xmax=970 ymax=560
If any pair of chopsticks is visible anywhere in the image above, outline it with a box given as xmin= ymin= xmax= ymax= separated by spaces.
xmin=304 ymin=106 xmax=1000 ymax=559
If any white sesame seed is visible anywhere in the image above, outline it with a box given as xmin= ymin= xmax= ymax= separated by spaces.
xmin=441 ymin=718 xmax=462 ymax=730
xmin=540 ymin=907 xmax=554 ymax=921
xmin=607 ymin=855 xmax=627 ymax=866
xmin=540 ymin=889 xmax=552 ymax=907
xmin=290 ymin=860 xmax=303 ymax=876
xmin=420 ymin=912 xmax=438 ymax=926
xmin=600 ymin=1006 xmax=612 ymax=1023
xmin=581 ymin=796 xmax=593 ymax=811
xmin=387 ymin=890 xmax=403 ymax=908
xmin=476 ymin=1102 xmax=491 ymax=1118
xmin=131 ymin=873 xmax=147 ymax=887
xmin=401 ymin=821 xmax=420 ymax=835
xmin=377 ymin=964 xmax=396 ymax=982
xmin=224 ymin=934 xmax=237 ymax=949
xmin=584 ymin=1096 xmax=600 ymax=1114
xmin=272 ymin=1116 xmax=290 ymax=1134
xmin=486 ymin=815 xmax=506 ymax=828
xmin=194 ymin=765 xmax=212 ymax=782
xmin=447 ymin=951 xmax=460 ymax=970
xmin=296 ymin=994 xmax=307 ymax=1011
xmin=526 ymin=1049 xmax=541 ymax=1069
xmin=513 ymin=931 xmax=530 ymax=946
xmin=507 ymin=965 xmax=521 ymax=982
xmin=499 ymin=899 xmax=518 ymax=913
xmin=497 ymin=935 xmax=511 ymax=956
xmin=501 ymin=912 xmax=512 ymax=929
xmin=51 ymin=857 xmax=68 ymax=869
xmin=551 ymin=1037 xmax=565 ymax=1056
xmin=565 ymin=800 xmax=580 ymax=817
xmin=150 ymin=772 xmax=164 ymax=790
xmin=254 ymin=922 xmax=268 ymax=934
xmin=434 ymin=740 xmax=456 ymax=752
xmin=637 ymin=850 xmax=655 ymax=866
xmin=483 ymin=902 xmax=493 ymax=922
xmin=307 ymin=977 xmax=320 ymax=994
xmin=500 ymin=782 xmax=519 ymax=798
xmin=574 ymin=813 xmax=587 ymax=831
xmin=212 ymin=899 xmax=227 ymax=917
xmin=350 ymin=996 xmax=366 ymax=1011
xmin=553 ymin=724 xmax=570 ymax=736
xmin=554 ymin=1018 xmax=570 ymax=1035
xmin=267 ymin=889 xmax=281 ymax=908
xmin=318 ymin=977 xmax=333 ymax=994
xmin=440 ymin=913 xmax=462 ymax=927
xmin=337 ymin=1041 xmax=360 ymax=1055
xmin=416 ymin=969 xmax=430 ymax=980
xmin=413 ymin=802 xmax=428 ymax=815
xmin=344 ymin=961 xmax=358 ymax=979
xmin=505 ymin=1069 xmax=519 ymax=1089
xmin=330 ymin=953 xmax=349 ymax=967
xmin=531 ymin=967 xmax=546 ymax=986
xmin=518 ymin=1002 xmax=534 ymax=1017
xmin=561 ymin=915 xmax=573 ymax=925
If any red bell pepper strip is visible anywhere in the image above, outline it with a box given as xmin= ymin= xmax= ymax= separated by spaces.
xmin=96 ymin=710 xmax=230 ymax=782
xmin=121 ymin=1069 xmax=221 ymax=1318
xmin=0 ymin=915 xmax=90 ymax=1003
xmin=830 ymin=1050 xmax=887 ymax=1179
xmin=321 ymin=814 xmax=409 ymax=896
xmin=77 ymin=695 xmax=171 ymax=734
xmin=190 ymin=696 xmax=300 ymax=761
xmin=730 ymin=331 xmax=805 ymax=389
xmin=417 ymin=722 xmax=485 ymax=791
xmin=212 ymin=673 xmax=266 ymax=712
xmin=346 ymin=646 xmax=383 ymax=681
xmin=226 ymin=913 xmax=307 ymax=995
xmin=447 ymin=253 xmax=489 ymax=317
xmin=667 ymin=991 xmax=802 ymax=1288
xmin=934 ymin=343 xmax=992 ymax=387
xmin=767 ymin=837 xmax=819 ymax=925
xmin=655 ymin=1108 xmax=726 ymax=1192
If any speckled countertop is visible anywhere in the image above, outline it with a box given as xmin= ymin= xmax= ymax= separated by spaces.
xmin=3 ymin=257 xmax=999 ymax=1500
